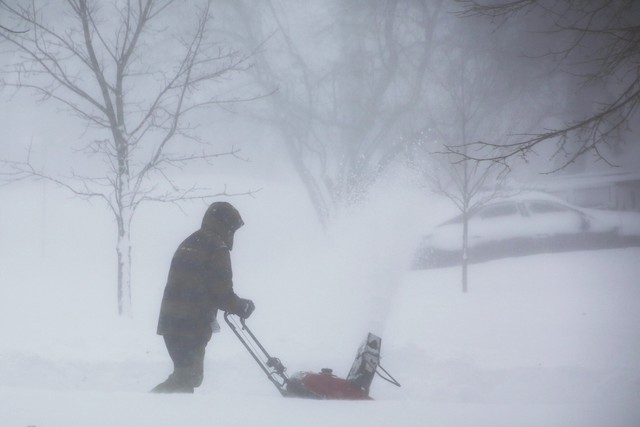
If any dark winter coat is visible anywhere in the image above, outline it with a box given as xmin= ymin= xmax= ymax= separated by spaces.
xmin=156 ymin=211 xmax=243 ymax=339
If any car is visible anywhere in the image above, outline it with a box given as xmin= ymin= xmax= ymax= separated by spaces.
xmin=413 ymin=192 xmax=640 ymax=268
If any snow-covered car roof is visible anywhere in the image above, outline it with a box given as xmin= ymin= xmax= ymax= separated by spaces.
xmin=438 ymin=191 xmax=575 ymax=226
xmin=484 ymin=190 xmax=571 ymax=205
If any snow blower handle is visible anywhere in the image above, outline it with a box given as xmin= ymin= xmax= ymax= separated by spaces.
xmin=224 ymin=312 xmax=290 ymax=397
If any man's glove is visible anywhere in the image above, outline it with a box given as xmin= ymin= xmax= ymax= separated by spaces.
xmin=236 ymin=298 xmax=255 ymax=319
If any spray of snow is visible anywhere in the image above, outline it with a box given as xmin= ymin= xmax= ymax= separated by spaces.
xmin=1 ymin=171 xmax=640 ymax=426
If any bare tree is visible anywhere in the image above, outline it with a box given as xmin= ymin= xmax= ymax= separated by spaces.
xmin=323 ymin=0 xmax=442 ymax=208
xmin=417 ymin=140 xmax=506 ymax=292
xmin=457 ymin=0 xmax=640 ymax=170
xmin=221 ymin=0 xmax=443 ymax=226
xmin=0 ymin=0 xmax=253 ymax=316
xmin=409 ymin=15 xmax=534 ymax=291
xmin=218 ymin=0 xmax=333 ymax=225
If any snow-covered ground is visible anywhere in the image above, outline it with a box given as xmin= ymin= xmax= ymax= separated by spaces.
xmin=1 ymin=178 xmax=639 ymax=427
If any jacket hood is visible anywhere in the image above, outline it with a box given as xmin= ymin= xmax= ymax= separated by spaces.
xmin=201 ymin=202 xmax=244 ymax=250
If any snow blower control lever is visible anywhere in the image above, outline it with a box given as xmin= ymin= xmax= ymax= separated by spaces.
xmin=223 ymin=312 xmax=400 ymax=400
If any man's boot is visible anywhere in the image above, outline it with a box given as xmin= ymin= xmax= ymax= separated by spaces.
xmin=150 ymin=369 xmax=195 ymax=393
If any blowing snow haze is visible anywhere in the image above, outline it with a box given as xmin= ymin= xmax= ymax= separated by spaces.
xmin=1 ymin=1 xmax=639 ymax=426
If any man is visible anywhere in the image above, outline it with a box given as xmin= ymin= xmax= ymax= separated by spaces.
xmin=152 ymin=201 xmax=255 ymax=393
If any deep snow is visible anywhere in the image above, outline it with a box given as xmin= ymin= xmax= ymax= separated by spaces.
xmin=1 ymin=177 xmax=639 ymax=427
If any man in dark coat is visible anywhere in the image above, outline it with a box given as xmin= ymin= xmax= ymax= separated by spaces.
xmin=152 ymin=201 xmax=255 ymax=393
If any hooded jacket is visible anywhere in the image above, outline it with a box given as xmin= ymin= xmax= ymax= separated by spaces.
xmin=156 ymin=203 xmax=244 ymax=338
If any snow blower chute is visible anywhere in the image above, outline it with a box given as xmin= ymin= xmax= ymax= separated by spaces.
xmin=224 ymin=312 xmax=400 ymax=400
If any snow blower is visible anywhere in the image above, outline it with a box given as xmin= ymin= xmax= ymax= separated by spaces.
xmin=224 ymin=312 xmax=400 ymax=400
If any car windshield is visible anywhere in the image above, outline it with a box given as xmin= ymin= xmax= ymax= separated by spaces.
xmin=477 ymin=203 xmax=519 ymax=219
xmin=526 ymin=201 xmax=572 ymax=214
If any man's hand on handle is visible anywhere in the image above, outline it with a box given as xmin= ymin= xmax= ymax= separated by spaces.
xmin=236 ymin=298 xmax=255 ymax=319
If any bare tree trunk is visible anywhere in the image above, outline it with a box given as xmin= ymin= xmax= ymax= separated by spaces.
xmin=461 ymin=117 xmax=470 ymax=293
xmin=462 ymin=212 xmax=469 ymax=293
xmin=282 ymin=133 xmax=331 ymax=228
xmin=116 ymin=219 xmax=132 ymax=316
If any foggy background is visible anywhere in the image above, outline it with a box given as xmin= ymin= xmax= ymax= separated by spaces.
xmin=1 ymin=1 xmax=639 ymax=426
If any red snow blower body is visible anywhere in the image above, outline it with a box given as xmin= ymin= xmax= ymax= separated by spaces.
xmin=224 ymin=312 xmax=400 ymax=400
